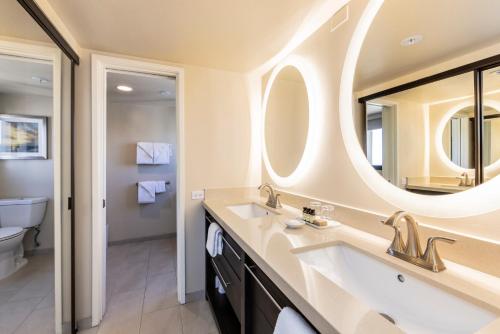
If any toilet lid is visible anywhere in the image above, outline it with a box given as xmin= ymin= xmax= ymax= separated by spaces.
xmin=0 ymin=227 xmax=23 ymax=242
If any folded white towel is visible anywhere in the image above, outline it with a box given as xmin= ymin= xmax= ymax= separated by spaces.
xmin=274 ymin=307 xmax=315 ymax=334
xmin=153 ymin=143 xmax=170 ymax=165
xmin=155 ymin=181 xmax=166 ymax=193
xmin=138 ymin=181 xmax=156 ymax=204
xmin=137 ymin=142 xmax=154 ymax=164
xmin=215 ymin=276 xmax=225 ymax=294
xmin=206 ymin=222 xmax=223 ymax=257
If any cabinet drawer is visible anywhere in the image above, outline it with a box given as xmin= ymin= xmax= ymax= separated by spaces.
xmin=221 ymin=231 xmax=243 ymax=280
xmin=211 ymin=256 xmax=242 ymax=321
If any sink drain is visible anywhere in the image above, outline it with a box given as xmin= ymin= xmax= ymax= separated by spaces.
xmin=379 ymin=313 xmax=396 ymax=325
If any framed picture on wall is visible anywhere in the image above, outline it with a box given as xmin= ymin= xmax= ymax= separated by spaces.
xmin=0 ymin=114 xmax=48 ymax=159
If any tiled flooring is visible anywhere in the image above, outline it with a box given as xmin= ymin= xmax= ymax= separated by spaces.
xmin=81 ymin=238 xmax=218 ymax=334
xmin=0 ymin=253 xmax=55 ymax=334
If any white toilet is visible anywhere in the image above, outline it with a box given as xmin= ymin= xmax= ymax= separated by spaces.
xmin=0 ymin=197 xmax=48 ymax=279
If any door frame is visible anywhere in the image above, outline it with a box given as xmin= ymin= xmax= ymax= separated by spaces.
xmin=0 ymin=39 xmax=64 ymax=332
xmin=91 ymin=54 xmax=186 ymax=326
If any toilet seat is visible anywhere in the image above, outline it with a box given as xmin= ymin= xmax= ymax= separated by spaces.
xmin=0 ymin=227 xmax=24 ymax=242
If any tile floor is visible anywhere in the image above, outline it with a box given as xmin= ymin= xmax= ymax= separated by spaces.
xmin=80 ymin=238 xmax=219 ymax=334
xmin=0 ymin=253 xmax=55 ymax=334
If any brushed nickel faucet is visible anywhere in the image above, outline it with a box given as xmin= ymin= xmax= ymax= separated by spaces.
xmin=457 ymin=172 xmax=474 ymax=186
xmin=382 ymin=211 xmax=455 ymax=272
xmin=258 ymin=183 xmax=282 ymax=209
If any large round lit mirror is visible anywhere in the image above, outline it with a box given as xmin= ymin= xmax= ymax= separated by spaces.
xmin=263 ymin=64 xmax=310 ymax=183
xmin=351 ymin=0 xmax=500 ymax=196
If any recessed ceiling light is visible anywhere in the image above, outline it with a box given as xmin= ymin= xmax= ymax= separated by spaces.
xmin=116 ymin=85 xmax=133 ymax=92
xmin=400 ymin=34 xmax=423 ymax=47
xmin=159 ymin=90 xmax=171 ymax=96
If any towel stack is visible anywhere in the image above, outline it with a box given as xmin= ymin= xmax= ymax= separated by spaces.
xmin=206 ymin=222 xmax=223 ymax=257
xmin=138 ymin=181 xmax=167 ymax=204
xmin=136 ymin=142 xmax=172 ymax=165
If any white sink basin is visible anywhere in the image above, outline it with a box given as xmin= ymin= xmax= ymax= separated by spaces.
xmin=227 ymin=203 xmax=277 ymax=220
xmin=295 ymin=243 xmax=496 ymax=334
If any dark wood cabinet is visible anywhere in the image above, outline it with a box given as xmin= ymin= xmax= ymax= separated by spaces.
xmin=205 ymin=210 xmax=318 ymax=334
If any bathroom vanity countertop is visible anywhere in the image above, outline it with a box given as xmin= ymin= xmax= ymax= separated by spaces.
xmin=405 ymin=180 xmax=472 ymax=194
xmin=203 ymin=196 xmax=500 ymax=334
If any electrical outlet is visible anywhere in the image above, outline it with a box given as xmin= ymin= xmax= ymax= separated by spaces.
xmin=191 ymin=190 xmax=205 ymax=200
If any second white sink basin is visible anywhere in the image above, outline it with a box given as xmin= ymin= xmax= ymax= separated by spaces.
xmin=295 ymin=243 xmax=496 ymax=334
xmin=227 ymin=203 xmax=277 ymax=220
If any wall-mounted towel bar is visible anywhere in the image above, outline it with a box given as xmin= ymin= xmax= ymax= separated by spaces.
xmin=136 ymin=181 xmax=170 ymax=186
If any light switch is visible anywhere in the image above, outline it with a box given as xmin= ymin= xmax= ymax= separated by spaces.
xmin=191 ymin=190 xmax=205 ymax=200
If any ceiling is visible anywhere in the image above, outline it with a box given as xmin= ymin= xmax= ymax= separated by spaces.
xmin=46 ymin=0 xmax=325 ymax=72
xmin=0 ymin=1 xmax=51 ymax=43
xmin=107 ymin=71 xmax=176 ymax=103
xmin=355 ymin=0 xmax=500 ymax=91
xmin=0 ymin=55 xmax=53 ymax=96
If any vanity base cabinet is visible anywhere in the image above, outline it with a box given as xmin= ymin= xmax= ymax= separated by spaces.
xmin=205 ymin=210 xmax=318 ymax=334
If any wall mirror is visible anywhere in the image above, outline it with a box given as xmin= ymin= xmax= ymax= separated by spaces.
xmin=262 ymin=59 xmax=316 ymax=187
xmin=353 ymin=0 xmax=500 ymax=196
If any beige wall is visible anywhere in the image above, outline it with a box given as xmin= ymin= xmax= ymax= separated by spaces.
xmin=106 ymin=99 xmax=177 ymax=243
xmin=0 ymin=93 xmax=54 ymax=251
xmin=261 ymin=0 xmax=500 ymax=243
xmin=74 ymin=49 xmax=253 ymax=320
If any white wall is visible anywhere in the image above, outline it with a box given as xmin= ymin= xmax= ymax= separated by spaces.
xmin=106 ymin=99 xmax=177 ymax=242
xmin=74 ymin=49 xmax=254 ymax=320
xmin=0 ymin=93 xmax=54 ymax=250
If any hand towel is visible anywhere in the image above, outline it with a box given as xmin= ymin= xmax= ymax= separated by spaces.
xmin=136 ymin=142 xmax=154 ymax=164
xmin=155 ymin=181 xmax=166 ymax=193
xmin=153 ymin=143 xmax=170 ymax=164
xmin=138 ymin=181 xmax=156 ymax=204
xmin=215 ymin=276 xmax=225 ymax=294
xmin=274 ymin=307 xmax=316 ymax=334
xmin=205 ymin=222 xmax=223 ymax=257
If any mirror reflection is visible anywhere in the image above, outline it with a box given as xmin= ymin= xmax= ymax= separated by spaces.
xmin=264 ymin=65 xmax=309 ymax=177
xmin=354 ymin=0 xmax=500 ymax=195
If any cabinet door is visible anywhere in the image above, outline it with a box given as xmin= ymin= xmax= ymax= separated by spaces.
xmin=244 ymin=263 xmax=283 ymax=334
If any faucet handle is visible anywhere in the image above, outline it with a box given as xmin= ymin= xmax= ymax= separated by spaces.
xmin=275 ymin=193 xmax=282 ymax=208
xmin=422 ymin=236 xmax=456 ymax=272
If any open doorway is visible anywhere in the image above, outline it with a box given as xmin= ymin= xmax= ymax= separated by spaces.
xmin=91 ymin=55 xmax=185 ymax=327
xmin=105 ymin=70 xmax=177 ymax=314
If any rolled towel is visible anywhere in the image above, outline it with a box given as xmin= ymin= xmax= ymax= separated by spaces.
xmin=206 ymin=222 xmax=223 ymax=257
xmin=215 ymin=276 xmax=225 ymax=294
xmin=137 ymin=142 xmax=154 ymax=164
xmin=138 ymin=181 xmax=156 ymax=204
xmin=153 ymin=143 xmax=170 ymax=164
xmin=274 ymin=307 xmax=315 ymax=334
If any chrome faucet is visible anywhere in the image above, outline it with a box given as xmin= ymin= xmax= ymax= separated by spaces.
xmin=258 ymin=183 xmax=282 ymax=209
xmin=382 ymin=211 xmax=456 ymax=272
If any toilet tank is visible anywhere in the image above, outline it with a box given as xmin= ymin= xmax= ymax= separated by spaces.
xmin=0 ymin=197 xmax=48 ymax=228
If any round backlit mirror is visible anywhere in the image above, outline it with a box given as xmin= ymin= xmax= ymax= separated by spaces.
xmin=262 ymin=58 xmax=317 ymax=187
xmin=339 ymin=0 xmax=500 ymax=217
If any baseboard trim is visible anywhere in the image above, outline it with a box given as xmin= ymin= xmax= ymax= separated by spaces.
xmin=25 ymin=248 xmax=53 ymax=257
xmin=108 ymin=233 xmax=176 ymax=246
xmin=185 ymin=289 xmax=205 ymax=303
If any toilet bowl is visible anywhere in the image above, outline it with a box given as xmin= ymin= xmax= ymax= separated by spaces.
xmin=0 ymin=197 xmax=48 ymax=279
